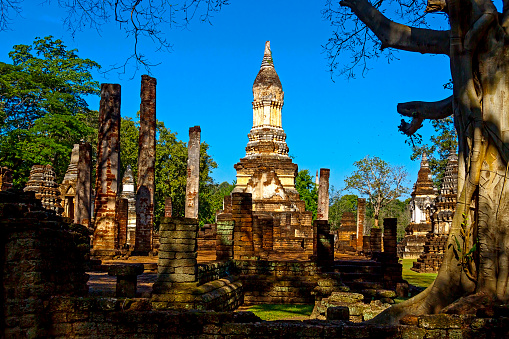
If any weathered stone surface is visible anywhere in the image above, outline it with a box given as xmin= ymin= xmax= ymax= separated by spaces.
xmin=185 ymin=126 xmax=201 ymax=219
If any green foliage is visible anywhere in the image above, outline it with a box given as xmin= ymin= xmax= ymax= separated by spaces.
xmin=0 ymin=36 xmax=100 ymax=187
xmin=344 ymin=156 xmax=410 ymax=227
xmin=450 ymin=213 xmax=477 ymax=280
xmin=119 ymin=117 xmax=219 ymax=228
xmin=295 ymin=169 xmax=318 ymax=219
xmin=367 ymin=198 xmax=410 ymax=241
xmin=405 ymin=116 xmax=457 ymax=188
xmin=329 ymin=188 xmax=358 ymax=230
xmin=204 ymin=180 xmax=235 ymax=221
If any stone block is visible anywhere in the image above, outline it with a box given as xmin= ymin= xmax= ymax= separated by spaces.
xmin=326 ymin=306 xmax=349 ymax=321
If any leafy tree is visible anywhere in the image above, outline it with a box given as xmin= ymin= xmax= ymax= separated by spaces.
xmin=203 ymin=180 xmax=236 ymax=223
xmin=0 ymin=36 xmax=100 ymax=187
xmin=324 ymin=0 xmax=509 ymax=323
xmin=344 ymin=156 xmax=409 ymax=228
xmin=329 ymin=189 xmax=358 ymax=231
xmin=366 ymin=197 xmax=411 ymax=242
xmin=295 ymin=169 xmax=318 ymax=220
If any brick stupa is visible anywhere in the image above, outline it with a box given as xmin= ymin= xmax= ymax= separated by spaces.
xmin=412 ymin=150 xmax=458 ymax=272
xmin=232 ymin=41 xmax=313 ymax=256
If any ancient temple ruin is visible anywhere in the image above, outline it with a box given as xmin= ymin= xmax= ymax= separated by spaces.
xmin=232 ymin=41 xmax=313 ymax=257
xmin=59 ymin=144 xmax=79 ymax=220
xmin=24 ymin=164 xmax=63 ymax=214
xmin=397 ymin=154 xmax=437 ymax=259
xmin=412 ymin=151 xmax=458 ymax=272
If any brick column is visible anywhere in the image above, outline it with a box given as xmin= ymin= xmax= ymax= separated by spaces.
xmin=134 ymin=75 xmax=156 ymax=255
xmin=314 ymin=220 xmax=334 ymax=267
xmin=75 ymin=141 xmax=91 ymax=226
xmin=185 ymin=126 xmax=201 ymax=219
xmin=317 ymin=168 xmax=330 ymax=220
xmin=383 ymin=218 xmax=398 ymax=258
xmin=232 ymin=192 xmax=254 ymax=260
xmin=92 ymin=83 xmax=121 ymax=257
xmin=370 ymin=228 xmax=383 ymax=256
xmin=356 ymin=198 xmax=366 ymax=252
xmin=117 ymin=198 xmax=128 ymax=249
xmin=152 ymin=217 xmax=198 ymax=293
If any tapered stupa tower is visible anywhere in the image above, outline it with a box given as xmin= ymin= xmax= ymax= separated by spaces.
xmin=246 ymin=41 xmax=289 ymax=158
xmin=232 ymin=41 xmax=313 ymax=257
xmin=234 ymin=41 xmax=300 ymax=200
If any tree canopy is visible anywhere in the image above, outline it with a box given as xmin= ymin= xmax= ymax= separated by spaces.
xmin=0 ymin=36 xmax=100 ymax=186
xmin=295 ymin=169 xmax=318 ymax=220
xmin=344 ymin=155 xmax=409 ymax=227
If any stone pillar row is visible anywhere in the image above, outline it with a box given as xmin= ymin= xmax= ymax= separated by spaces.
xmin=91 ymin=76 xmax=160 ymax=258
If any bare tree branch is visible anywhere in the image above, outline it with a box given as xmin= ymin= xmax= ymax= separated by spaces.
xmin=339 ymin=0 xmax=450 ymax=55
xmin=0 ymin=1 xmax=229 ymax=73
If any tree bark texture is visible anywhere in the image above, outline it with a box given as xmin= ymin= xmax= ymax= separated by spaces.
xmin=340 ymin=0 xmax=509 ymax=324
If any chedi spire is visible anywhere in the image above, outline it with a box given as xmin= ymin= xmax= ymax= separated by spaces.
xmin=246 ymin=41 xmax=288 ymax=157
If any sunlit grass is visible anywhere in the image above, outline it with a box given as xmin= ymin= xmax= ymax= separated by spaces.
xmin=401 ymin=259 xmax=438 ymax=289
xmin=242 ymin=304 xmax=313 ymax=321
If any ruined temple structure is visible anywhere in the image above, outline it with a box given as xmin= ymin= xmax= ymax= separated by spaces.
xmin=397 ymin=154 xmax=437 ymax=259
xmin=231 ymin=41 xmax=313 ymax=258
xmin=412 ymin=151 xmax=458 ymax=272
xmin=0 ymin=167 xmax=13 ymax=191
xmin=120 ymin=165 xmax=137 ymax=248
xmin=59 ymin=144 xmax=79 ymax=220
xmin=24 ymin=164 xmax=63 ymax=215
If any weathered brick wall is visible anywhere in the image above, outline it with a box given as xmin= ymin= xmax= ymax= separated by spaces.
xmin=232 ymin=193 xmax=255 ymax=260
xmin=197 ymin=261 xmax=235 ymax=285
xmin=234 ymin=260 xmax=321 ymax=304
xmin=1 ymin=190 xmax=90 ymax=338
xmin=40 ymin=297 xmax=509 ymax=338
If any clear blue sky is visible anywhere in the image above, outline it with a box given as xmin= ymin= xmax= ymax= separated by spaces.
xmin=0 ymin=1 xmax=452 ymax=194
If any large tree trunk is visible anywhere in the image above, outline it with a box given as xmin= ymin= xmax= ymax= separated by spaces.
xmin=339 ymin=0 xmax=509 ymax=324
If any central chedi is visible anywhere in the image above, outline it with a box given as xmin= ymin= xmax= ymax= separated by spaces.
xmin=232 ymin=41 xmax=313 ymax=258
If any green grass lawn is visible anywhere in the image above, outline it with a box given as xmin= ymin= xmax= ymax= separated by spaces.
xmin=401 ymin=259 xmax=438 ymax=289
xmin=241 ymin=304 xmax=314 ymax=321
